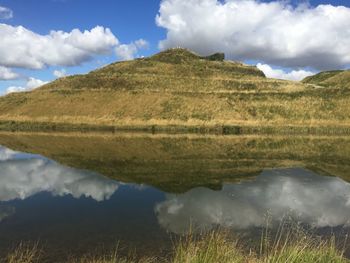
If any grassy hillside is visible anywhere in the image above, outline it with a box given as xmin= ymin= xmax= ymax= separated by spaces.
xmin=302 ymin=70 xmax=350 ymax=88
xmin=0 ymin=133 xmax=349 ymax=192
xmin=0 ymin=48 xmax=349 ymax=132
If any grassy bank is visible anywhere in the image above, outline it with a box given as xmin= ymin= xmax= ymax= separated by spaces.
xmin=1 ymin=120 xmax=350 ymax=135
xmin=5 ymin=229 xmax=349 ymax=263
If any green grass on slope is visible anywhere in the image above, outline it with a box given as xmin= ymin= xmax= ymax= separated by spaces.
xmin=302 ymin=70 xmax=350 ymax=88
xmin=302 ymin=70 xmax=344 ymax=85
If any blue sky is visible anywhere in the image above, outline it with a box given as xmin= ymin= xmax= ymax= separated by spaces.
xmin=1 ymin=0 xmax=163 ymax=48
xmin=0 ymin=0 xmax=164 ymax=93
xmin=0 ymin=0 xmax=350 ymax=94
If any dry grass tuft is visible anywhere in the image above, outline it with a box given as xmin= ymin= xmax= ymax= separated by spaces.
xmin=6 ymin=242 xmax=41 ymax=263
xmin=5 ymin=228 xmax=349 ymax=263
xmin=173 ymin=230 xmax=246 ymax=263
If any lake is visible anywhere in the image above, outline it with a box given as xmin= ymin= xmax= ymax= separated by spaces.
xmin=0 ymin=133 xmax=349 ymax=262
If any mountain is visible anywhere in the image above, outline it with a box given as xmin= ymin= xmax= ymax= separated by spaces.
xmin=0 ymin=48 xmax=349 ymax=133
xmin=302 ymin=70 xmax=350 ymax=88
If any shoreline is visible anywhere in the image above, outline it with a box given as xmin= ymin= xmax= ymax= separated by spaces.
xmin=1 ymin=120 xmax=350 ymax=135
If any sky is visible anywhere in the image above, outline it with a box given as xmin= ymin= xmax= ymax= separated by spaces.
xmin=0 ymin=0 xmax=350 ymax=94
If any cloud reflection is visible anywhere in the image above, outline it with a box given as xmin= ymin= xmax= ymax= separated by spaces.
xmin=0 ymin=146 xmax=19 ymax=161
xmin=0 ymin=205 xmax=15 ymax=222
xmin=155 ymin=168 xmax=350 ymax=234
xmin=0 ymin=147 xmax=119 ymax=202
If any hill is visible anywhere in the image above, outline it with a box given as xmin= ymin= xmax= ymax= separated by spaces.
xmin=0 ymin=48 xmax=349 ymax=133
xmin=302 ymin=70 xmax=350 ymax=88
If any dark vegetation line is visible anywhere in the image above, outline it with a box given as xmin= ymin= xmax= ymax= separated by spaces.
xmin=1 ymin=120 xmax=350 ymax=135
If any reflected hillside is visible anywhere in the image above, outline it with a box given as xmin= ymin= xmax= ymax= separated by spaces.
xmin=0 ymin=133 xmax=349 ymax=192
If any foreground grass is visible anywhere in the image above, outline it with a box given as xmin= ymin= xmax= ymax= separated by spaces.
xmin=173 ymin=229 xmax=348 ymax=263
xmin=6 ymin=242 xmax=41 ymax=263
xmin=5 ymin=228 xmax=349 ymax=263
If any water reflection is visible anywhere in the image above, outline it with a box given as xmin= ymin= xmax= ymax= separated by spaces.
xmin=155 ymin=168 xmax=350 ymax=234
xmin=0 ymin=146 xmax=21 ymax=161
xmin=0 ymin=137 xmax=350 ymax=260
xmin=0 ymin=205 xmax=15 ymax=222
xmin=0 ymin=147 xmax=119 ymax=202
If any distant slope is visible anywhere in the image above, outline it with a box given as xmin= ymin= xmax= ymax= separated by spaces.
xmin=302 ymin=70 xmax=350 ymax=88
xmin=0 ymin=48 xmax=349 ymax=132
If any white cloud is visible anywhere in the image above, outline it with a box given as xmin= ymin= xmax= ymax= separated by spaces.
xmin=0 ymin=24 xmax=118 ymax=69
xmin=53 ymin=69 xmax=67 ymax=78
xmin=115 ymin=39 xmax=149 ymax=61
xmin=0 ymin=66 xmax=19 ymax=80
xmin=6 ymin=77 xmax=48 ymax=94
xmin=26 ymin=77 xmax=48 ymax=89
xmin=134 ymin=39 xmax=150 ymax=49
xmin=0 ymin=147 xmax=119 ymax=202
xmin=115 ymin=44 xmax=137 ymax=61
xmin=0 ymin=23 xmax=149 ymax=69
xmin=156 ymin=0 xmax=350 ymax=70
xmin=0 ymin=6 xmax=13 ymax=19
xmin=257 ymin=63 xmax=314 ymax=81
xmin=155 ymin=168 xmax=350 ymax=234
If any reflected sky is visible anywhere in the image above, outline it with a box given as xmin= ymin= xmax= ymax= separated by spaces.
xmin=0 ymin=144 xmax=167 ymax=261
xmin=156 ymin=168 xmax=350 ymax=234
xmin=0 ymin=146 xmax=119 ymax=202
xmin=0 ymin=147 xmax=15 ymax=160
xmin=0 ymin=143 xmax=350 ymax=260
xmin=0 ymin=205 xmax=15 ymax=222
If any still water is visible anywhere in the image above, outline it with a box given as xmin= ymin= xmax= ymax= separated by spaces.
xmin=0 ymin=133 xmax=349 ymax=261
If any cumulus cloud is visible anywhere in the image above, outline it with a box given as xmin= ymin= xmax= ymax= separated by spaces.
xmin=156 ymin=0 xmax=350 ymax=70
xmin=134 ymin=39 xmax=150 ymax=49
xmin=115 ymin=38 xmax=149 ymax=60
xmin=6 ymin=77 xmax=48 ymax=94
xmin=0 ymin=66 xmax=19 ymax=80
xmin=257 ymin=63 xmax=314 ymax=81
xmin=115 ymin=44 xmax=138 ymax=61
xmin=0 ymin=24 xmax=118 ymax=69
xmin=155 ymin=168 xmax=350 ymax=234
xmin=0 ymin=6 xmax=13 ymax=19
xmin=53 ymin=69 xmax=67 ymax=78
xmin=0 ymin=147 xmax=119 ymax=202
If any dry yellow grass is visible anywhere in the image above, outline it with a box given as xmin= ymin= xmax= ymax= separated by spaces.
xmin=303 ymin=70 xmax=350 ymax=88
xmin=6 ymin=242 xmax=41 ymax=263
xmin=5 ymin=229 xmax=348 ymax=263
xmin=0 ymin=49 xmax=348 ymax=131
